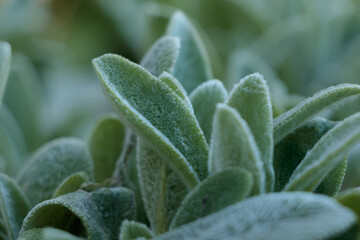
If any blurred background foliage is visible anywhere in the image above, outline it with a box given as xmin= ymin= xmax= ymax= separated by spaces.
xmin=1 ymin=0 xmax=360 ymax=188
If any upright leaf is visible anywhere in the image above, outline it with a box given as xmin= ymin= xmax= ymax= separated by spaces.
xmin=120 ymin=220 xmax=154 ymax=240
xmin=227 ymin=73 xmax=274 ymax=192
xmin=209 ymin=104 xmax=265 ymax=195
xmin=190 ymin=80 xmax=228 ymax=143
xmin=140 ymin=36 xmax=180 ymax=77
xmin=154 ymin=193 xmax=356 ymax=240
xmin=89 ymin=116 xmax=126 ymax=182
xmin=53 ymin=172 xmax=89 ymax=198
xmin=274 ymin=84 xmax=360 ymax=143
xmin=170 ymin=168 xmax=253 ymax=229
xmin=285 ymin=112 xmax=360 ymax=192
xmin=167 ymin=11 xmax=212 ymax=93
xmin=0 ymin=42 xmax=11 ymax=104
xmin=93 ymin=54 xmax=209 ymax=188
xmin=17 ymin=138 xmax=94 ymax=206
xmin=0 ymin=174 xmax=30 ymax=240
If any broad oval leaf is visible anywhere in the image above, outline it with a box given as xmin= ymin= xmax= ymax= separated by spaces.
xmin=53 ymin=172 xmax=89 ymax=198
xmin=0 ymin=42 xmax=11 ymax=104
xmin=167 ymin=11 xmax=213 ymax=93
xmin=88 ymin=116 xmax=126 ymax=182
xmin=42 ymin=228 xmax=85 ymax=240
xmin=93 ymin=54 xmax=209 ymax=188
xmin=170 ymin=168 xmax=253 ymax=229
xmin=140 ymin=36 xmax=180 ymax=77
xmin=17 ymin=138 xmax=94 ymax=206
xmin=274 ymin=84 xmax=360 ymax=143
xmin=0 ymin=174 xmax=30 ymax=240
xmin=120 ymin=220 xmax=154 ymax=240
xmin=154 ymin=193 xmax=356 ymax=240
xmin=285 ymin=112 xmax=360 ymax=192
xmin=227 ymin=73 xmax=274 ymax=192
xmin=190 ymin=80 xmax=228 ymax=144
xmin=209 ymin=104 xmax=265 ymax=195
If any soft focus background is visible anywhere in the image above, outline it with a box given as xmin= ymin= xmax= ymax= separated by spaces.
xmin=1 ymin=0 xmax=360 ymax=188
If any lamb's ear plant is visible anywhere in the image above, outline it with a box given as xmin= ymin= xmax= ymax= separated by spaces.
xmin=0 ymin=42 xmax=11 ymax=104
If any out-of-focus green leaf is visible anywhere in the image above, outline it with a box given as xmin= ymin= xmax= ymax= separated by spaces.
xmin=209 ymin=104 xmax=264 ymax=195
xmin=227 ymin=73 xmax=274 ymax=192
xmin=53 ymin=172 xmax=89 ymax=198
xmin=154 ymin=193 xmax=356 ymax=240
xmin=0 ymin=174 xmax=30 ymax=240
xmin=120 ymin=220 xmax=154 ymax=240
xmin=17 ymin=138 xmax=94 ymax=206
xmin=0 ymin=42 xmax=11 ymax=104
xmin=337 ymin=188 xmax=360 ymax=228
xmin=93 ymin=54 xmax=209 ymax=188
xmin=170 ymin=168 xmax=252 ymax=229
xmin=167 ymin=11 xmax=213 ymax=93
xmin=42 ymin=228 xmax=85 ymax=240
xmin=88 ymin=116 xmax=126 ymax=182
xmin=140 ymin=36 xmax=180 ymax=77
xmin=190 ymin=80 xmax=228 ymax=143
xmin=285 ymin=112 xmax=360 ymax=192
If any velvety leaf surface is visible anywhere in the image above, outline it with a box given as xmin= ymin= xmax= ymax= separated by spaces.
xmin=274 ymin=84 xmax=360 ymax=144
xmin=167 ymin=11 xmax=212 ymax=93
xmin=42 ymin=228 xmax=85 ymax=240
xmin=137 ymin=140 xmax=187 ymax=234
xmin=227 ymin=73 xmax=274 ymax=192
xmin=154 ymin=193 xmax=356 ymax=240
xmin=170 ymin=168 xmax=253 ymax=229
xmin=17 ymin=138 xmax=94 ymax=206
xmin=89 ymin=116 xmax=126 ymax=182
xmin=53 ymin=172 xmax=89 ymax=198
xmin=17 ymin=228 xmax=42 ymax=240
xmin=209 ymin=104 xmax=265 ymax=194
xmin=120 ymin=220 xmax=154 ymax=240
xmin=190 ymin=80 xmax=228 ymax=143
xmin=0 ymin=42 xmax=11 ymax=104
xmin=285 ymin=112 xmax=360 ymax=192
xmin=140 ymin=36 xmax=180 ymax=77
xmin=337 ymin=188 xmax=360 ymax=228
xmin=0 ymin=174 xmax=29 ymax=240
xmin=93 ymin=54 xmax=209 ymax=188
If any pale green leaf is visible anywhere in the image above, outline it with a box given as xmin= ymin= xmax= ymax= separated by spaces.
xmin=93 ymin=54 xmax=209 ymax=188
xmin=17 ymin=138 xmax=94 ymax=206
xmin=53 ymin=172 xmax=89 ymax=198
xmin=274 ymin=84 xmax=360 ymax=143
xmin=42 ymin=228 xmax=85 ymax=240
xmin=190 ymin=80 xmax=228 ymax=143
xmin=137 ymin=140 xmax=187 ymax=234
xmin=167 ymin=11 xmax=212 ymax=93
xmin=140 ymin=36 xmax=180 ymax=77
xmin=0 ymin=174 xmax=29 ymax=240
xmin=337 ymin=188 xmax=360 ymax=228
xmin=17 ymin=228 xmax=42 ymax=240
xmin=120 ymin=220 xmax=154 ymax=240
xmin=154 ymin=193 xmax=356 ymax=240
xmin=170 ymin=168 xmax=253 ymax=229
xmin=88 ymin=116 xmax=126 ymax=182
xmin=285 ymin=112 xmax=360 ymax=192
xmin=209 ymin=104 xmax=265 ymax=195
xmin=227 ymin=73 xmax=274 ymax=192
xmin=0 ymin=42 xmax=11 ymax=104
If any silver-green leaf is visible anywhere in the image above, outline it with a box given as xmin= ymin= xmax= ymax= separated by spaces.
xmin=0 ymin=42 xmax=11 ymax=104
xmin=120 ymin=220 xmax=154 ymax=240
xmin=53 ymin=172 xmax=89 ymax=198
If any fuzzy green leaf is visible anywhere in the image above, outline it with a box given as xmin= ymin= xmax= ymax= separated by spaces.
xmin=275 ymin=117 xmax=347 ymax=196
xmin=209 ymin=104 xmax=265 ymax=195
xmin=285 ymin=112 xmax=360 ymax=192
xmin=167 ymin=11 xmax=212 ymax=93
xmin=17 ymin=138 xmax=94 ymax=206
xmin=17 ymin=229 xmax=42 ymax=240
xmin=140 ymin=36 xmax=180 ymax=77
xmin=21 ymin=187 xmax=135 ymax=240
xmin=190 ymin=80 xmax=228 ymax=143
xmin=0 ymin=174 xmax=29 ymax=240
xmin=53 ymin=172 xmax=89 ymax=198
xmin=42 ymin=228 xmax=85 ymax=240
xmin=93 ymin=54 xmax=209 ymax=188
xmin=170 ymin=168 xmax=253 ymax=229
xmin=154 ymin=193 xmax=356 ymax=240
xmin=274 ymin=84 xmax=360 ymax=143
xmin=137 ymin=140 xmax=187 ymax=234
xmin=337 ymin=188 xmax=360 ymax=228
xmin=89 ymin=116 xmax=126 ymax=182
xmin=120 ymin=220 xmax=154 ymax=240
xmin=0 ymin=42 xmax=11 ymax=104
xmin=227 ymin=73 xmax=274 ymax=192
